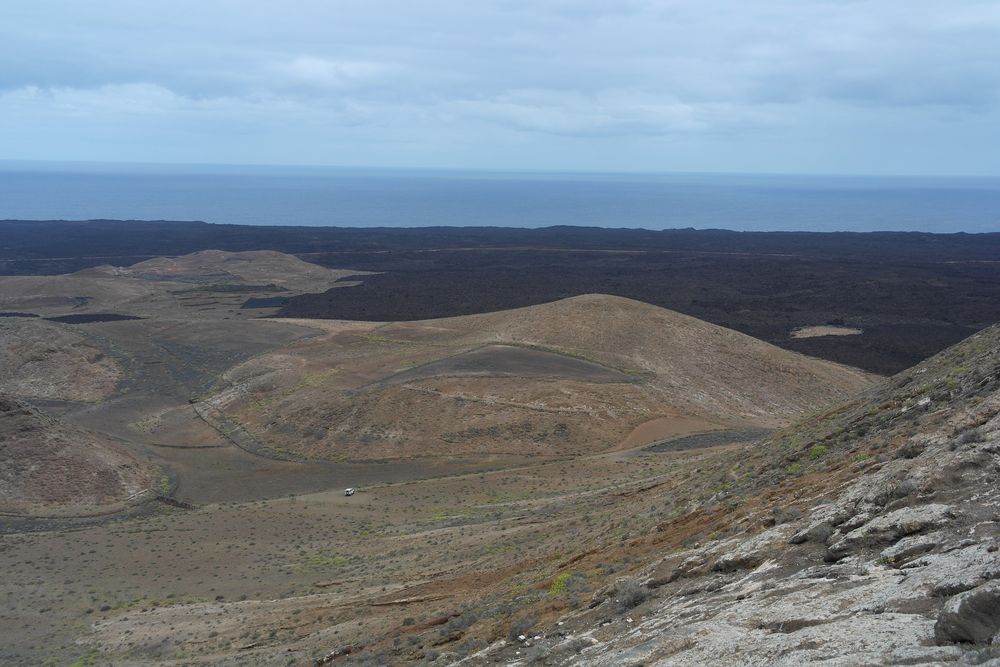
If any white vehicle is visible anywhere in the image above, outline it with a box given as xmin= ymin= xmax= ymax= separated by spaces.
xmin=344 ymin=487 xmax=356 ymax=497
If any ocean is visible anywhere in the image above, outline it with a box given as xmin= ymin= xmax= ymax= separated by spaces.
xmin=1 ymin=162 xmax=998 ymax=232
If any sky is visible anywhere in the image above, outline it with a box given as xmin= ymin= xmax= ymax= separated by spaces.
xmin=2 ymin=1 xmax=1000 ymax=176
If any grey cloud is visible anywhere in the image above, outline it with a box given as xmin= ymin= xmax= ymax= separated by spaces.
xmin=1 ymin=0 xmax=999 ymax=173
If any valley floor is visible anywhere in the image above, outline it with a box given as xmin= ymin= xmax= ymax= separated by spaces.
xmin=0 ymin=428 xmax=760 ymax=665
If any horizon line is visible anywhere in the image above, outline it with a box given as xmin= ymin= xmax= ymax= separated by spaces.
xmin=2 ymin=158 xmax=999 ymax=182
xmin=1 ymin=218 xmax=996 ymax=236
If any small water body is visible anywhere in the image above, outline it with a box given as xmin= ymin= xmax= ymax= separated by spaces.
xmin=1 ymin=161 xmax=998 ymax=232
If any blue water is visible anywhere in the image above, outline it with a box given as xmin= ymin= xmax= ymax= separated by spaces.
xmin=1 ymin=161 xmax=998 ymax=232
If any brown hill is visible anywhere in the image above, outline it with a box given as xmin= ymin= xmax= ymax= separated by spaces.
xmin=0 ymin=394 xmax=153 ymax=515
xmin=204 ymin=295 xmax=875 ymax=461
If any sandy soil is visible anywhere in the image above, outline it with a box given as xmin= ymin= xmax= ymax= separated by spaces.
xmin=615 ymin=414 xmax=723 ymax=450
xmin=0 ymin=394 xmax=152 ymax=515
xmin=0 ymin=249 xmax=366 ymax=321
xmin=791 ymin=325 xmax=863 ymax=338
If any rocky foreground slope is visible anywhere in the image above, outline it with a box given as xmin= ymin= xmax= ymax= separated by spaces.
xmin=456 ymin=323 xmax=1000 ymax=666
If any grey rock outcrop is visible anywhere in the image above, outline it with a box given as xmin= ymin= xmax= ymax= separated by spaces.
xmin=827 ymin=503 xmax=955 ymax=560
xmin=880 ymin=532 xmax=942 ymax=566
xmin=935 ymin=582 xmax=1000 ymax=645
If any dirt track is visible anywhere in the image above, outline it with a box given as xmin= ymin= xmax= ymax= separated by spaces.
xmin=373 ymin=344 xmax=635 ymax=387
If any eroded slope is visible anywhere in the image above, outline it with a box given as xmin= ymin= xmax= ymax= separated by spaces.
xmin=0 ymin=318 xmax=122 ymax=401
xmin=0 ymin=394 xmax=153 ymax=515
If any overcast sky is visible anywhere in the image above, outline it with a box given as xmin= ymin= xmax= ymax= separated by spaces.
xmin=2 ymin=1 xmax=999 ymax=175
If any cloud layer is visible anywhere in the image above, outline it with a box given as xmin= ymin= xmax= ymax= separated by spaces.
xmin=2 ymin=0 xmax=999 ymax=174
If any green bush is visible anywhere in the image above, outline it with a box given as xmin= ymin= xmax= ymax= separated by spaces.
xmin=549 ymin=572 xmax=573 ymax=596
xmin=808 ymin=445 xmax=829 ymax=460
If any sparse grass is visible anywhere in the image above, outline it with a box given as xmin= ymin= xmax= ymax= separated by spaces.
xmin=358 ymin=333 xmax=423 ymax=346
xmin=289 ymin=550 xmax=352 ymax=573
xmin=11 ymin=311 xmax=997 ymax=666
xmin=68 ymin=649 xmax=101 ymax=667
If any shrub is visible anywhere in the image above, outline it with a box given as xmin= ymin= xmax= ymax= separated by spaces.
xmin=958 ymin=428 xmax=986 ymax=445
xmin=770 ymin=505 xmax=802 ymax=524
xmin=808 ymin=445 xmax=829 ymax=460
xmin=892 ymin=478 xmax=917 ymax=498
xmin=455 ymin=637 xmax=485 ymax=656
xmin=549 ymin=572 xmax=573 ymax=596
xmin=508 ymin=614 xmax=537 ymax=641
xmin=440 ymin=610 xmax=478 ymax=635
xmin=615 ymin=578 xmax=649 ymax=612
xmin=549 ymin=572 xmax=586 ymax=597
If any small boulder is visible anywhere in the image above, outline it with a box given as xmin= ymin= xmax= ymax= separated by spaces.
xmin=935 ymin=582 xmax=1000 ymax=645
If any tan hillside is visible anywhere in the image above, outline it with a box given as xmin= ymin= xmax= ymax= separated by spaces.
xmin=0 ymin=318 xmax=122 ymax=401
xmin=101 ymin=249 xmax=366 ymax=293
xmin=443 ymin=294 xmax=874 ymax=420
xmin=0 ymin=249 xmax=365 ymax=319
xmin=204 ymin=295 xmax=875 ymax=461
xmin=0 ymin=394 xmax=153 ymax=515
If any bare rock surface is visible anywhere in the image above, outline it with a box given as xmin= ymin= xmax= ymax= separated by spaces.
xmin=827 ymin=503 xmax=955 ymax=559
xmin=880 ymin=531 xmax=943 ymax=565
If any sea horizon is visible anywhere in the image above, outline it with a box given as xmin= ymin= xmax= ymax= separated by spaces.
xmin=2 ymin=160 xmax=998 ymax=233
